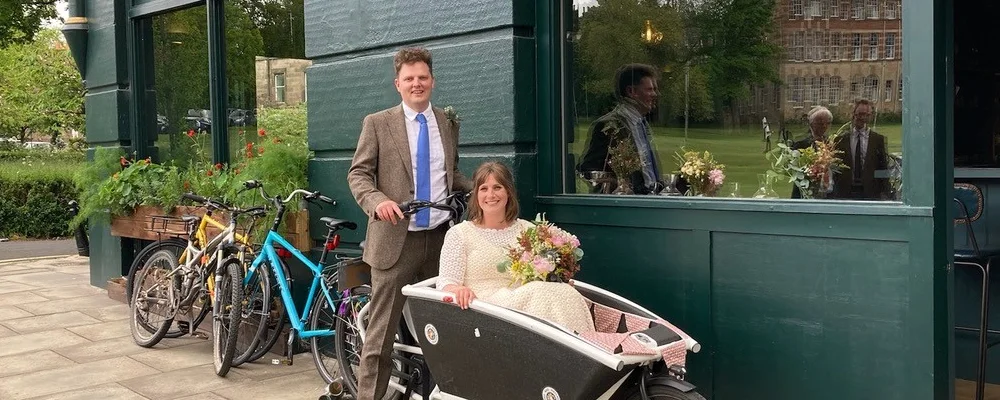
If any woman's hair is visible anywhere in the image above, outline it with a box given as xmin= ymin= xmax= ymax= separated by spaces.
xmin=466 ymin=161 xmax=519 ymax=224
xmin=807 ymin=106 xmax=833 ymax=123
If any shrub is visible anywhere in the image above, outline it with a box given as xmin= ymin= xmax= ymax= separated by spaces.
xmin=0 ymin=165 xmax=79 ymax=238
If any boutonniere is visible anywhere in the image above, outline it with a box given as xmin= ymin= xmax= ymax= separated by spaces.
xmin=443 ymin=106 xmax=461 ymax=123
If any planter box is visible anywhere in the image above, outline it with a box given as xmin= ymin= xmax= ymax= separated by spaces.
xmin=107 ymin=277 xmax=126 ymax=303
xmin=110 ymin=205 xmax=311 ymax=251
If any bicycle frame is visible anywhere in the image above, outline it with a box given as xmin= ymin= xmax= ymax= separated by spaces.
xmin=246 ymin=230 xmax=338 ymax=339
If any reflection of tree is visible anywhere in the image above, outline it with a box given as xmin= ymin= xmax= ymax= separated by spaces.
xmin=574 ymin=0 xmax=781 ymax=126
xmin=238 ymin=0 xmax=305 ymax=59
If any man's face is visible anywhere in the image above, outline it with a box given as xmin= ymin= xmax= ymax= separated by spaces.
xmin=395 ymin=61 xmax=435 ymax=110
xmin=626 ymin=76 xmax=659 ymax=113
xmin=810 ymin=115 xmax=831 ymax=137
xmin=853 ymin=104 xmax=872 ymax=128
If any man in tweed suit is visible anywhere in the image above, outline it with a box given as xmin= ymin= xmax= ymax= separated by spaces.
xmin=348 ymin=47 xmax=472 ymax=400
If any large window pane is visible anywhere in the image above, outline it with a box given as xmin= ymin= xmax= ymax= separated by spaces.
xmin=152 ymin=6 xmax=210 ymax=166
xmin=225 ymin=0 xmax=308 ymax=163
xmin=566 ymin=0 xmax=903 ymax=201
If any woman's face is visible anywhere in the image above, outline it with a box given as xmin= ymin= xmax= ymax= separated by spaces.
xmin=477 ymin=174 xmax=508 ymax=217
xmin=810 ymin=115 xmax=831 ymax=136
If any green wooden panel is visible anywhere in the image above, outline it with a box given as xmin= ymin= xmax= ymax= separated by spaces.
xmin=307 ymin=35 xmax=522 ymax=152
xmin=84 ymin=89 xmax=130 ymax=144
xmin=86 ymin=221 xmax=125 ymax=287
xmin=85 ymin=0 xmax=122 ymax=28
xmin=85 ymin=24 xmax=127 ymax=88
xmin=712 ymin=233 xmax=911 ymax=400
xmin=303 ymin=0 xmax=532 ymax=58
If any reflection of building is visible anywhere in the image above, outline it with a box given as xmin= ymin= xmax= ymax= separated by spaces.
xmin=776 ymin=0 xmax=903 ymax=120
xmin=255 ymin=56 xmax=311 ymax=107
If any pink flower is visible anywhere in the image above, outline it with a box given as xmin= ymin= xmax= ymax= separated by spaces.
xmin=570 ymin=236 xmax=580 ymax=248
xmin=550 ymin=235 xmax=567 ymax=247
xmin=532 ymin=256 xmax=554 ymax=275
xmin=520 ymin=251 xmax=533 ymax=263
xmin=708 ymin=169 xmax=725 ymax=187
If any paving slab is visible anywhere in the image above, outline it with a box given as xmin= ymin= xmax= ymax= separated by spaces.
xmin=32 ymin=285 xmax=106 ymax=300
xmin=0 ymin=281 xmax=38 ymax=295
xmin=3 ymin=271 xmax=86 ymax=288
xmin=0 ymin=324 xmax=16 ymax=337
xmin=0 ymin=350 xmax=76 ymax=378
xmin=79 ymin=303 xmax=131 ymax=322
xmin=214 ymin=370 xmax=328 ymax=399
xmin=1 ymin=310 xmax=102 ymax=334
xmin=129 ymin=340 xmax=213 ymax=372
xmin=0 ymin=356 xmax=158 ymax=399
xmin=66 ymin=320 xmax=131 ymax=341
xmin=52 ymin=335 xmax=154 ymax=363
xmin=17 ymin=294 xmax=121 ymax=316
xmin=27 ymin=383 xmax=149 ymax=400
xmin=119 ymin=364 xmax=249 ymax=400
xmin=0 ymin=305 xmax=33 ymax=320
xmin=0 ymin=291 xmax=48 ymax=306
xmin=0 ymin=328 xmax=91 ymax=357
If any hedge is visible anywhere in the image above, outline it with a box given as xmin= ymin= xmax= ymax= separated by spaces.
xmin=0 ymin=164 xmax=79 ymax=238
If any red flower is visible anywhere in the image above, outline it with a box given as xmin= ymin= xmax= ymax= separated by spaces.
xmin=246 ymin=150 xmax=253 ymax=158
xmin=119 ymin=156 xmax=127 ymax=167
xmin=246 ymin=142 xmax=253 ymax=151
xmin=239 ymin=130 xmax=245 ymax=135
xmin=183 ymin=181 xmax=191 ymax=190
xmin=187 ymin=129 xmax=195 ymax=137
xmin=206 ymin=169 xmax=213 ymax=176
xmin=214 ymin=163 xmax=223 ymax=170
xmin=257 ymin=147 xmax=264 ymax=155
xmin=258 ymin=129 xmax=266 ymax=137
xmin=145 ymin=157 xmax=152 ymax=163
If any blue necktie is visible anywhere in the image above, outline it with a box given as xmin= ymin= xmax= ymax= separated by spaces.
xmin=415 ymin=113 xmax=430 ymax=228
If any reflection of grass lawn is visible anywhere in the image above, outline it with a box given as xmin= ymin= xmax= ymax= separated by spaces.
xmin=570 ymin=122 xmax=903 ymax=197
xmin=154 ymin=126 xmax=262 ymax=166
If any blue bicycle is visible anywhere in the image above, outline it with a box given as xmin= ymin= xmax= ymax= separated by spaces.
xmin=239 ymin=180 xmax=363 ymax=382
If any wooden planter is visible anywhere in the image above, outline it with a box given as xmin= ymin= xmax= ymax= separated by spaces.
xmin=110 ymin=205 xmax=311 ymax=252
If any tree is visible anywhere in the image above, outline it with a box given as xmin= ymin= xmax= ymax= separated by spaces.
xmin=0 ymin=0 xmax=59 ymax=48
xmin=0 ymin=29 xmax=85 ymax=143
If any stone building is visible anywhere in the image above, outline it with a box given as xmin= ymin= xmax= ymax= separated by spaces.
xmin=255 ymin=56 xmax=311 ymax=108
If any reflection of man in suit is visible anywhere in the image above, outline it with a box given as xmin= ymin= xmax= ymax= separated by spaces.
xmin=790 ymin=106 xmax=834 ymax=199
xmin=348 ymin=47 xmax=472 ymax=400
xmin=576 ymin=63 xmax=665 ymax=195
xmin=832 ymin=99 xmax=889 ymax=200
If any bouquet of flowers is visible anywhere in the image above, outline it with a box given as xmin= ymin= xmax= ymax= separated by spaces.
xmin=601 ymin=119 xmax=643 ymax=194
xmin=674 ymin=149 xmax=725 ymax=196
xmin=497 ymin=213 xmax=584 ymax=285
xmin=766 ymin=136 xmax=848 ymax=199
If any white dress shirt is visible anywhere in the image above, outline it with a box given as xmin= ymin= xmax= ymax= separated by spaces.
xmin=401 ymin=102 xmax=449 ymax=231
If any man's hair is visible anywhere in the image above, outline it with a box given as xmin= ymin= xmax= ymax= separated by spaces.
xmin=807 ymin=106 xmax=833 ymax=123
xmin=614 ymin=63 xmax=658 ymax=99
xmin=466 ymin=161 xmax=519 ymax=224
xmin=852 ymin=98 xmax=873 ymax=113
xmin=394 ymin=47 xmax=433 ymax=76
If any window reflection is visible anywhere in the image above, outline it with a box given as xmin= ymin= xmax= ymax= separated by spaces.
xmin=567 ymin=0 xmax=903 ymax=201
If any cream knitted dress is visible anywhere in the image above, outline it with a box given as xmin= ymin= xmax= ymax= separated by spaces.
xmin=437 ymin=219 xmax=595 ymax=333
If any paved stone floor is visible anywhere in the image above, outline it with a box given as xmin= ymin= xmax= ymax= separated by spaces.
xmin=0 ymin=255 xmax=332 ymax=399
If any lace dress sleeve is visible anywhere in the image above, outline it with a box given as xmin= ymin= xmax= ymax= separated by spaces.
xmin=437 ymin=223 xmax=467 ymax=289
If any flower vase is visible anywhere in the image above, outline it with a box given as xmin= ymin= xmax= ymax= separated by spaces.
xmin=752 ymin=174 xmax=779 ymax=199
xmin=612 ymin=178 xmax=634 ymax=195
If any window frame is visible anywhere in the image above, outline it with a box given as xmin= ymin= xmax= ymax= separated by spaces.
xmin=274 ymin=72 xmax=287 ymax=103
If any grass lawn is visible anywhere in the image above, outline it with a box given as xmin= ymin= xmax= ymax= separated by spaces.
xmin=569 ymin=121 xmax=903 ymax=197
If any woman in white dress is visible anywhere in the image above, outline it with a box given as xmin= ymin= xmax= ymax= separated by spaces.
xmin=437 ymin=161 xmax=595 ymax=333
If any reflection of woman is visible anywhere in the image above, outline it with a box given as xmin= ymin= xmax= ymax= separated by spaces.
xmin=437 ymin=162 xmax=596 ymax=333
xmin=790 ymin=106 xmax=834 ymax=199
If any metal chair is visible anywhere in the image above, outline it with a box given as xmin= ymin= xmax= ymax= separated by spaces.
xmin=954 ymin=182 xmax=996 ymax=400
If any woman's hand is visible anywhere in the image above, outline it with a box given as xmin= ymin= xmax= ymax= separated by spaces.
xmin=443 ymin=284 xmax=477 ymax=310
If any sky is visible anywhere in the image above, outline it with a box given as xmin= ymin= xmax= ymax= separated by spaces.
xmin=42 ymin=1 xmax=70 ymax=29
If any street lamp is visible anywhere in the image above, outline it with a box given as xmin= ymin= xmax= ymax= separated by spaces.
xmin=641 ymin=20 xmax=663 ymax=44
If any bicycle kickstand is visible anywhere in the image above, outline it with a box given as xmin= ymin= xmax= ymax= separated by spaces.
xmin=283 ymin=329 xmax=297 ymax=366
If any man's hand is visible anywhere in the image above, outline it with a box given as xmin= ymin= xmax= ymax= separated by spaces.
xmin=374 ymin=200 xmax=405 ymax=224
xmin=444 ymin=284 xmax=477 ymax=310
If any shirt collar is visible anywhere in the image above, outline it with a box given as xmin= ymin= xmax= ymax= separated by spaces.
xmin=854 ymin=126 xmax=869 ymax=137
xmin=616 ymin=100 xmax=644 ymax=124
xmin=401 ymin=102 xmax=433 ymax=122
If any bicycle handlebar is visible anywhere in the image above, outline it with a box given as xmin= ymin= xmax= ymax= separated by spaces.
xmin=375 ymin=191 xmax=468 ymax=222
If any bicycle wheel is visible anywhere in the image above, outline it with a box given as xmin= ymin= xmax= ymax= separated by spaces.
xmin=327 ymin=285 xmax=404 ymax=400
xmin=125 ymin=237 xmax=187 ymax=304
xmin=212 ymin=258 xmax=243 ymax=377
xmin=130 ymin=249 xmax=178 ymax=348
xmin=232 ymin=262 xmax=271 ymax=366
xmin=247 ymin=259 xmax=288 ymax=363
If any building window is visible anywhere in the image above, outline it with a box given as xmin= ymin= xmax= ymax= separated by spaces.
xmin=864 ymin=74 xmax=879 ymax=101
xmin=866 ymin=0 xmax=879 ymax=18
xmin=303 ymin=72 xmax=308 ymax=103
xmin=868 ymin=33 xmax=879 ymax=60
xmin=852 ymin=33 xmax=862 ymax=60
xmin=793 ymin=31 xmax=804 ymax=61
xmin=808 ymin=0 xmax=822 ymax=18
xmin=804 ymin=32 xmax=815 ymax=61
xmin=792 ymin=77 xmax=804 ymax=104
xmin=274 ymin=72 xmax=286 ymax=102
xmin=830 ymin=76 xmax=842 ymax=104
xmin=791 ymin=0 xmax=804 ymax=18
xmin=899 ymin=76 xmax=903 ymax=101
xmin=850 ymin=75 xmax=864 ymax=99
xmin=828 ymin=0 xmax=839 ymax=17
xmin=885 ymin=80 xmax=893 ymax=102
xmin=852 ymin=0 xmax=865 ymax=19
xmin=884 ymin=0 xmax=898 ymax=19
xmin=819 ymin=75 xmax=829 ymax=103
xmin=885 ymin=33 xmax=896 ymax=59
xmin=840 ymin=0 xmax=851 ymax=19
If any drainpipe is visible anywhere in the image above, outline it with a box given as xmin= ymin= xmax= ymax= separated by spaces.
xmin=61 ymin=0 xmax=89 ymax=80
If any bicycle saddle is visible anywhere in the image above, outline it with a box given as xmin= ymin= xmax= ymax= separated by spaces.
xmin=320 ymin=217 xmax=357 ymax=231
xmin=181 ymin=215 xmax=201 ymax=224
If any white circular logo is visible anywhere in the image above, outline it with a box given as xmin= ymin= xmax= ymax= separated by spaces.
xmin=542 ymin=387 xmax=560 ymax=400
xmin=631 ymin=332 xmax=658 ymax=348
xmin=424 ymin=324 xmax=439 ymax=345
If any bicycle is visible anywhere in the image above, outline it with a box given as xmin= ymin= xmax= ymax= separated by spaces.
xmin=334 ymin=191 xmax=468 ymax=400
xmin=129 ymin=193 xmax=265 ymax=376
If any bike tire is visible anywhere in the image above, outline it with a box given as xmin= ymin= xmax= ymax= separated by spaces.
xmin=129 ymin=249 xmax=178 ymax=348
xmin=232 ymin=262 xmax=271 ymax=366
xmin=624 ymin=375 xmax=707 ymax=400
xmin=247 ymin=258 xmax=289 ymax=363
xmin=328 ymin=285 xmax=404 ymax=400
xmin=212 ymin=258 xmax=243 ymax=377
xmin=126 ymin=238 xmax=194 ymax=339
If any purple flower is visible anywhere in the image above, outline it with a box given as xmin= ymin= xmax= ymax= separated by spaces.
xmin=708 ymin=169 xmax=725 ymax=186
